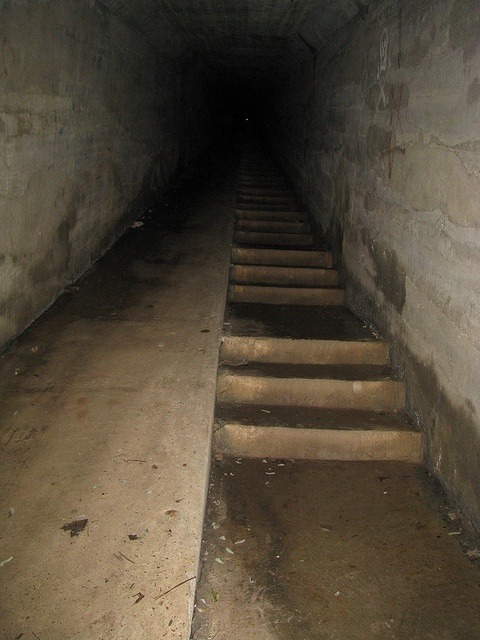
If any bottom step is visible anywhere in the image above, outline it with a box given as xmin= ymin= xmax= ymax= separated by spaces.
xmin=214 ymin=405 xmax=422 ymax=462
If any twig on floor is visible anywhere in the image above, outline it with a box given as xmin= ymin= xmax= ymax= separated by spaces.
xmin=153 ymin=575 xmax=196 ymax=600
xmin=118 ymin=551 xmax=135 ymax=564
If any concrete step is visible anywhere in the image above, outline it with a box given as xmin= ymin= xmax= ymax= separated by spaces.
xmin=238 ymin=179 xmax=287 ymax=188
xmin=234 ymin=209 xmax=306 ymax=222
xmin=233 ymin=231 xmax=313 ymax=246
xmin=235 ymin=202 xmax=301 ymax=211
xmin=235 ymin=220 xmax=310 ymax=233
xmin=237 ymin=188 xmax=295 ymax=197
xmin=228 ymin=284 xmax=345 ymax=306
xmin=237 ymin=195 xmax=297 ymax=205
xmin=220 ymin=362 xmax=397 ymax=380
xmin=239 ymin=171 xmax=282 ymax=178
xmin=230 ymin=247 xmax=333 ymax=267
xmin=216 ymin=371 xmax=405 ymax=411
xmin=213 ymin=404 xmax=421 ymax=462
xmin=220 ymin=336 xmax=390 ymax=365
xmin=230 ymin=264 xmax=340 ymax=287
xmin=224 ymin=303 xmax=377 ymax=340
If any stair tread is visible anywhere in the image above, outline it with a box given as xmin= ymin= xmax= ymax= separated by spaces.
xmin=229 ymin=284 xmax=340 ymax=291
xmin=219 ymin=362 xmax=398 ymax=380
xmin=224 ymin=302 xmax=380 ymax=341
xmin=231 ymin=247 xmax=333 ymax=267
xmin=235 ymin=221 xmax=310 ymax=232
xmin=215 ymin=403 xmax=417 ymax=432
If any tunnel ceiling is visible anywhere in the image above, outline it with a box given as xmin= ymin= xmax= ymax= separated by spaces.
xmin=103 ymin=0 xmax=364 ymax=65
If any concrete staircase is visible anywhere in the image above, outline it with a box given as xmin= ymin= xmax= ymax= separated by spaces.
xmin=213 ymin=151 xmax=422 ymax=463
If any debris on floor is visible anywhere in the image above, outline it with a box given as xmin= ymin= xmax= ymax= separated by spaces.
xmin=60 ymin=518 xmax=88 ymax=537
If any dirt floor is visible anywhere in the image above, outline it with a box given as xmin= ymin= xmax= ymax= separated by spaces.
xmin=193 ymin=458 xmax=480 ymax=640
xmin=0 ymin=150 xmax=235 ymax=640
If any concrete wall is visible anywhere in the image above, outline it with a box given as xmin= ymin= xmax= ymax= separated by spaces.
xmin=0 ymin=0 xmax=214 ymax=350
xmin=269 ymin=0 xmax=480 ymax=526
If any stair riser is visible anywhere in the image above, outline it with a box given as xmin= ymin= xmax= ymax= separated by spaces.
xmin=231 ymin=247 xmax=333 ymax=268
xmin=214 ymin=425 xmax=422 ymax=463
xmin=235 ymin=203 xmax=301 ymax=211
xmin=234 ymin=210 xmax=306 ymax=222
xmin=217 ymin=375 xmax=405 ymax=412
xmin=237 ymin=189 xmax=294 ymax=197
xmin=233 ymin=232 xmax=313 ymax=246
xmin=229 ymin=285 xmax=344 ymax=306
xmin=230 ymin=265 xmax=340 ymax=287
xmin=220 ymin=337 xmax=390 ymax=366
xmin=238 ymin=181 xmax=287 ymax=189
xmin=237 ymin=196 xmax=297 ymax=205
xmin=235 ymin=221 xmax=310 ymax=233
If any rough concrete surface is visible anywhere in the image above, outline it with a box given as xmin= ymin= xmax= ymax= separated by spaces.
xmin=0 ymin=0 xmax=217 ymax=350
xmin=193 ymin=458 xmax=480 ymax=640
xmin=0 ymin=152 xmax=234 ymax=639
xmin=267 ymin=0 xmax=480 ymax=526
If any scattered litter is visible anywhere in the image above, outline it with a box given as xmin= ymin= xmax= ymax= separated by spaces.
xmin=61 ymin=518 xmax=88 ymax=537
xmin=335 ymin=591 xmax=340 ymax=597
xmin=261 ymin=409 xmax=271 ymax=414
xmin=133 ymin=592 xmax=144 ymax=604
xmin=277 ymin=463 xmax=285 ymax=467
xmin=128 ymin=534 xmax=139 ymax=541
xmin=226 ymin=547 xmax=234 ymax=555
xmin=211 ymin=522 xmax=220 ymax=530
xmin=201 ymin=598 xmax=206 ymax=604
xmin=201 ymin=329 xmax=210 ymax=333
xmin=447 ymin=512 xmax=459 ymax=521
xmin=262 ymin=459 xmax=267 ymax=463
xmin=220 ymin=535 xmax=226 ymax=541
xmin=229 ymin=472 xmax=235 ymax=476
xmin=235 ymin=459 xmax=242 ymax=465
xmin=154 ymin=575 xmax=196 ymax=601
xmin=383 ymin=491 xmax=388 ymax=495
xmin=157 ymin=343 xmax=165 ymax=348
xmin=123 ymin=459 xmax=147 ymax=463
xmin=131 ymin=220 xmax=144 ymax=228
xmin=31 ymin=346 xmax=39 ymax=353
xmin=146 ymin=490 xmax=152 ymax=495
xmin=448 ymin=531 xmax=461 ymax=536
xmin=211 ymin=588 xmax=219 ymax=602
xmin=248 ymin=576 xmax=255 ymax=584
xmin=266 ymin=472 xmax=275 ymax=476
xmin=265 ymin=481 xmax=270 ymax=485
xmin=235 ymin=539 xmax=246 ymax=545
xmin=215 ymin=558 xmax=224 ymax=564
xmin=0 ymin=556 xmax=13 ymax=567
xmin=165 ymin=510 xmax=178 ymax=517
xmin=466 ymin=549 xmax=480 ymax=559
xmin=8 ymin=507 xmax=14 ymax=517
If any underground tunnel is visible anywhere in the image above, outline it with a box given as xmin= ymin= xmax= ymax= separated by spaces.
xmin=1 ymin=1 xmax=480 ymax=638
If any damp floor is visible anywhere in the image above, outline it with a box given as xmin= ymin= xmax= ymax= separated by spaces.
xmin=193 ymin=458 xmax=480 ymax=640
